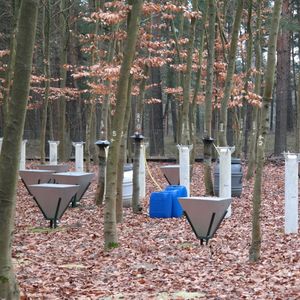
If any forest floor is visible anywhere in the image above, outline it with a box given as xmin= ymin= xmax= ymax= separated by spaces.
xmin=14 ymin=161 xmax=299 ymax=300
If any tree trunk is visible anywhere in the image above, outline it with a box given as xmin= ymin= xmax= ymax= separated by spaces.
xmin=190 ymin=0 xmax=208 ymax=163
xmin=181 ymin=0 xmax=197 ymax=145
xmin=40 ymin=0 xmax=51 ymax=164
xmin=116 ymin=75 xmax=133 ymax=223
xmin=132 ymin=136 xmax=142 ymax=213
xmin=95 ymin=144 xmax=108 ymax=206
xmin=249 ymin=0 xmax=282 ymax=262
xmin=1 ymin=0 xmax=21 ymax=128
xmin=246 ymin=0 xmax=262 ymax=180
xmin=149 ymin=67 xmax=164 ymax=156
xmin=242 ymin=0 xmax=253 ymax=158
xmin=149 ymin=1 xmax=164 ymax=156
xmin=0 ymin=1 xmax=38 ymax=297
xmin=104 ymin=0 xmax=143 ymax=250
xmin=274 ymin=0 xmax=290 ymax=155
xmin=203 ymin=0 xmax=216 ymax=195
xmin=58 ymin=0 xmax=69 ymax=162
xmin=166 ymin=66 xmax=177 ymax=143
xmin=218 ymin=0 xmax=244 ymax=146
xmin=85 ymin=103 xmax=93 ymax=172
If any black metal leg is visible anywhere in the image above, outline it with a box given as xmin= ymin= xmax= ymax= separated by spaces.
xmin=183 ymin=211 xmax=223 ymax=245
xmin=71 ymin=182 xmax=91 ymax=207
xmin=71 ymin=194 xmax=77 ymax=207
xmin=206 ymin=213 xmax=216 ymax=238
xmin=53 ymin=198 xmax=62 ymax=228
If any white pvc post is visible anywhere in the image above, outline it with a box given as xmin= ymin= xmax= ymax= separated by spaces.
xmin=72 ymin=142 xmax=84 ymax=172
xmin=284 ymin=153 xmax=299 ymax=234
xmin=139 ymin=143 xmax=146 ymax=199
xmin=216 ymin=147 xmax=235 ymax=218
xmin=177 ymin=145 xmax=193 ymax=197
xmin=19 ymin=140 xmax=27 ymax=170
xmin=48 ymin=141 xmax=59 ymax=165
xmin=0 ymin=137 xmax=3 ymax=154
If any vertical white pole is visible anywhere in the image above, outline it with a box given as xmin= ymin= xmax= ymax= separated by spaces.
xmin=177 ymin=145 xmax=192 ymax=197
xmin=139 ymin=143 xmax=146 ymax=199
xmin=216 ymin=147 xmax=234 ymax=218
xmin=20 ymin=140 xmax=27 ymax=170
xmin=284 ymin=153 xmax=298 ymax=234
xmin=72 ymin=142 xmax=84 ymax=172
xmin=0 ymin=138 xmax=3 ymax=154
xmin=48 ymin=141 xmax=59 ymax=165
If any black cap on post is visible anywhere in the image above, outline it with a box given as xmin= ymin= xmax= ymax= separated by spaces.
xmin=131 ymin=132 xmax=144 ymax=142
xmin=202 ymin=136 xmax=214 ymax=146
xmin=95 ymin=140 xmax=110 ymax=149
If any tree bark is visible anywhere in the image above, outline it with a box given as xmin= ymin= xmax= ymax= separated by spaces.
xmin=40 ymin=0 xmax=51 ymax=164
xmin=58 ymin=0 xmax=69 ymax=162
xmin=104 ymin=0 xmax=143 ymax=250
xmin=203 ymin=0 xmax=216 ymax=195
xmin=149 ymin=67 xmax=164 ymax=156
xmin=1 ymin=0 xmax=21 ymax=128
xmin=149 ymin=0 xmax=164 ymax=156
xmin=181 ymin=0 xmax=197 ymax=145
xmin=0 ymin=1 xmax=38 ymax=297
xmin=246 ymin=0 xmax=262 ymax=180
xmin=190 ymin=0 xmax=208 ymax=163
xmin=218 ymin=0 xmax=244 ymax=146
xmin=249 ymin=0 xmax=282 ymax=262
xmin=274 ymin=0 xmax=290 ymax=155
xmin=242 ymin=0 xmax=253 ymax=158
xmin=116 ymin=74 xmax=133 ymax=223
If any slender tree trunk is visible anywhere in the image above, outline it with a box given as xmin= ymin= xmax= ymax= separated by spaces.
xmin=190 ymin=0 xmax=208 ymax=163
xmin=58 ymin=0 xmax=69 ymax=162
xmin=132 ymin=137 xmax=142 ymax=213
xmin=48 ymin=103 xmax=54 ymax=141
xmin=0 ymin=1 xmax=38 ymax=298
xmin=40 ymin=0 xmax=51 ymax=164
xmin=104 ymin=0 xmax=143 ymax=250
xmin=274 ymin=0 xmax=290 ymax=155
xmin=149 ymin=0 xmax=164 ymax=156
xmin=149 ymin=68 xmax=164 ymax=156
xmin=1 ymin=0 xmax=21 ymax=128
xmin=95 ymin=144 xmax=108 ymax=206
xmin=87 ymin=0 xmax=104 ymax=169
xmin=166 ymin=66 xmax=178 ymax=143
xmin=249 ymin=0 xmax=282 ymax=262
xmin=246 ymin=0 xmax=262 ymax=180
xmin=242 ymin=0 xmax=253 ymax=158
xmin=218 ymin=0 xmax=244 ymax=146
xmin=181 ymin=0 xmax=197 ymax=145
xmin=85 ymin=103 xmax=93 ymax=172
xmin=203 ymin=0 xmax=216 ymax=195
xmin=116 ymin=75 xmax=133 ymax=223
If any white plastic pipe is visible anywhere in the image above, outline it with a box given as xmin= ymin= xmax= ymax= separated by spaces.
xmin=216 ymin=147 xmax=235 ymax=218
xmin=72 ymin=142 xmax=84 ymax=172
xmin=177 ymin=145 xmax=192 ymax=197
xmin=284 ymin=153 xmax=299 ymax=234
xmin=20 ymin=140 xmax=27 ymax=170
xmin=139 ymin=143 xmax=146 ymax=199
xmin=0 ymin=137 xmax=3 ymax=154
xmin=48 ymin=141 xmax=59 ymax=165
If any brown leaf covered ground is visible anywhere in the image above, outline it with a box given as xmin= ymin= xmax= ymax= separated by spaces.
xmin=14 ymin=161 xmax=300 ymax=299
